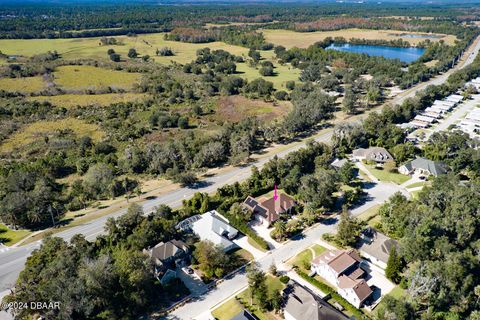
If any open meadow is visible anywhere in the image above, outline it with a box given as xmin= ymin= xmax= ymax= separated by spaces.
xmin=0 ymin=76 xmax=46 ymax=93
xmin=27 ymin=93 xmax=147 ymax=108
xmin=262 ymin=28 xmax=457 ymax=48
xmin=0 ymin=118 xmax=104 ymax=153
xmin=53 ymin=65 xmax=141 ymax=91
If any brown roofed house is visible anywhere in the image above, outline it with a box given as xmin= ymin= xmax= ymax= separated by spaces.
xmin=242 ymin=192 xmax=296 ymax=227
xmin=311 ymin=249 xmax=373 ymax=308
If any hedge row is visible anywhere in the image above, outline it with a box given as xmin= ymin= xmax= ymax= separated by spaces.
xmin=296 ymin=269 xmax=367 ymax=319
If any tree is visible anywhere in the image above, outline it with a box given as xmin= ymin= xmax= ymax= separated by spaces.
xmin=272 ymin=220 xmax=287 ymax=241
xmin=385 ymin=246 xmax=403 ymax=284
xmin=246 ymin=263 xmax=268 ymax=309
xmin=342 ymin=88 xmax=358 ymax=115
xmin=127 ymin=48 xmax=138 ymax=58
xmin=156 ymin=47 xmax=174 ymax=56
xmin=248 ymin=49 xmax=261 ymax=63
xmin=338 ymin=161 xmax=356 ymax=185
xmin=336 ymin=209 xmax=362 ymax=247
xmin=259 ymin=66 xmax=274 ymax=76
xmin=269 ymin=262 xmax=277 ymax=276
xmin=193 ymin=240 xmax=230 ymax=280
xmin=383 ymin=160 xmax=397 ymax=173
xmin=109 ymin=53 xmax=120 ymax=62
xmin=83 ymin=163 xmax=114 ymax=199
xmin=270 ymin=290 xmax=283 ymax=313
xmin=366 ymin=84 xmax=381 ymax=106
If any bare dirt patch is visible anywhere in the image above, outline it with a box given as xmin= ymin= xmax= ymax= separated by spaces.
xmin=216 ymin=95 xmax=291 ymax=123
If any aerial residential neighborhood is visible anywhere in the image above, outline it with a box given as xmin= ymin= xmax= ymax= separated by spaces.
xmin=0 ymin=1 xmax=479 ymax=320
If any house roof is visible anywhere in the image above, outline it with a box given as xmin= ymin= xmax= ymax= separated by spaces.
xmin=353 ymin=147 xmax=393 ymax=163
xmin=312 ymin=249 xmax=361 ymax=274
xmin=148 ymin=239 xmax=188 ymax=262
xmin=331 ymin=158 xmax=349 ymax=169
xmin=231 ymin=309 xmax=257 ymax=320
xmin=284 ymin=283 xmax=349 ymax=320
xmin=191 ymin=210 xmax=238 ymax=250
xmin=243 ymin=192 xmax=296 ymax=224
xmin=357 ymin=229 xmax=399 ymax=264
xmin=338 ymin=276 xmax=373 ymax=303
xmin=409 ymin=157 xmax=447 ymax=176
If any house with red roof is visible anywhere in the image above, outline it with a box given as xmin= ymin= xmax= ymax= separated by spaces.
xmin=242 ymin=192 xmax=297 ymax=227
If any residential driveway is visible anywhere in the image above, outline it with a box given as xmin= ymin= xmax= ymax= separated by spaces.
xmin=176 ymin=267 xmax=208 ymax=297
xmin=233 ymin=235 xmax=267 ymax=260
xmin=361 ymin=261 xmax=395 ymax=297
xmin=249 ymin=221 xmax=281 ymax=249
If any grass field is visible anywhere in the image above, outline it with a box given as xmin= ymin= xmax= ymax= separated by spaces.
xmin=0 ymin=224 xmax=32 ymax=246
xmin=0 ymin=118 xmax=104 ymax=153
xmin=236 ymin=275 xmax=285 ymax=320
xmin=215 ymin=96 xmax=292 ymax=123
xmin=291 ymin=244 xmax=327 ymax=273
xmin=0 ymin=33 xmax=250 ymax=64
xmin=0 ymin=76 xmax=45 ymax=93
xmin=53 ymin=65 xmax=141 ymax=91
xmin=28 ymin=92 xmax=146 ymax=108
xmin=236 ymin=62 xmax=300 ymax=90
xmin=366 ymin=165 xmax=411 ymax=185
xmin=211 ymin=297 xmax=244 ymax=320
xmin=263 ymin=28 xmax=457 ymax=49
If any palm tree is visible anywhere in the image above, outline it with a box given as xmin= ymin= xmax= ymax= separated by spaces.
xmin=273 ymin=220 xmax=287 ymax=241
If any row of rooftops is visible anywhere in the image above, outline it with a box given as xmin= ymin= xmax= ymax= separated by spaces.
xmin=458 ymin=107 xmax=480 ymax=139
xmin=402 ymin=94 xmax=464 ymax=130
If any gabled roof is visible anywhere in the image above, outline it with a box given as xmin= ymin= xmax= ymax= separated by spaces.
xmin=312 ymin=249 xmax=361 ymax=274
xmin=409 ymin=157 xmax=447 ymax=176
xmin=285 ymin=283 xmax=349 ymax=320
xmin=243 ymin=192 xmax=297 ymax=224
xmin=191 ymin=210 xmax=238 ymax=249
xmin=231 ymin=309 xmax=257 ymax=320
xmin=353 ymin=147 xmax=393 ymax=162
xmin=147 ymin=239 xmax=189 ymax=262
xmin=338 ymin=276 xmax=373 ymax=303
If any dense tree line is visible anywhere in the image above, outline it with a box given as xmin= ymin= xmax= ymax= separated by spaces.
xmin=375 ymin=176 xmax=480 ymax=320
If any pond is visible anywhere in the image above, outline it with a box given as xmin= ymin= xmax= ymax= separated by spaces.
xmin=326 ymin=43 xmax=426 ymax=63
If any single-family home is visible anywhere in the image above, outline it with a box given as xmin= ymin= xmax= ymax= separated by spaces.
xmin=331 ymin=158 xmax=349 ymax=170
xmin=356 ymin=228 xmax=399 ymax=270
xmin=242 ymin=192 xmax=296 ymax=227
xmin=143 ymin=239 xmax=190 ymax=269
xmin=352 ymin=147 xmax=393 ymax=163
xmin=399 ymin=157 xmax=447 ymax=177
xmin=284 ymin=282 xmax=349 ymax=320
xmin=311 ymin=249 xmax=373 ymax=308
xmin=189 ymin=210 xmax=238 ymax=251
xmin=143 ymin=239 xmax=190 ymax=285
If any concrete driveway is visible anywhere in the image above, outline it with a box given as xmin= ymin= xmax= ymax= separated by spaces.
xmin=249 ymin=221 xmax=281 ymax=249
xmin=176 ymin=267 xmax=208 ymax=297
xmin=233 ymin=235 xmax=267 ymax=260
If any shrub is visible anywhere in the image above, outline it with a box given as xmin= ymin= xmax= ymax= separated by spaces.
xmin=157 ymin=47 xmax=174 ymax=56
xmin=274 ymin=90 xmax=288 ymax=100
xmin=279 ymin=275 xmax=290 ymax=284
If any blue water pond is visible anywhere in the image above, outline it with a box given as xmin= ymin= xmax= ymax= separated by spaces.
xmin=326 ymin=43 xmax=426 ymax=63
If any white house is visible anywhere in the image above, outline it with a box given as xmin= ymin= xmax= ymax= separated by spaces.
xmin=181 ymin=210 xmax=238 ymax=252
xmin=311 ymin=249 xmax=373 ymax=308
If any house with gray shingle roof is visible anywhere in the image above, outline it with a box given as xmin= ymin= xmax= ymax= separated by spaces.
xmin=284 ymin=282 xmax=349 ymax=320
xmin=398 ymin=157 xmax=447 ymax=177
xmin=352 ymin=147 xmax=393 ymax=164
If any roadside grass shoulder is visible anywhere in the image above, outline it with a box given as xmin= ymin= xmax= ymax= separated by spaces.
xmin=211 ymin=297 xmax=244 ymax=320
xmin=0 ymin=224 xmax=32 ymax=246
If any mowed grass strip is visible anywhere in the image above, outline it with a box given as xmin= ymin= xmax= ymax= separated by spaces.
xmin=53 ymin=65 xmax=141 ymax=91
xmin=0 ymin=224 xmax=32 ymax=246
xmin=0 ymin=118 xmax=104 ymax=153
xmin=27 ymin=93 xmax=146 ymax=108
xmin=263 ymin=28 xmax=457 ymax=49
xmin=0 ymin=76 xmax=45 ymax=93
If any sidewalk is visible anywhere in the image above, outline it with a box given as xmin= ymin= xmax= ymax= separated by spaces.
xmin=355 ymin=162 xmax=379 ymax=183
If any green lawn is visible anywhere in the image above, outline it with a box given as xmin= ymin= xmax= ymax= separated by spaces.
xmin=247 ymin=237 xmax=268 ymax=252
xmin=405 ymin=181 xmax=428 ymax=189
xmin=236 ymin=275 xmax=285 ymax=320
xmin=211 ymin=297 xmax=244 ymax=320
xmin=357 ymin=204 xmax=381 ymax=222
xmin=375 ymin=286 xmax=406 ymax=314
xmin=231 ymin=248 xmax=254 ymax=262
xmin=0 ymin=224 xmax=32 ymax=246
xmin=291 ymin=244 xmax=327 ymax=273
xmin=367 ymin=166 xmax=411 ymax=185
